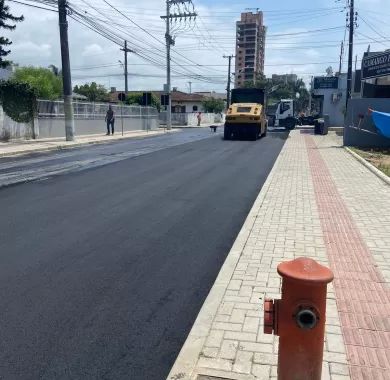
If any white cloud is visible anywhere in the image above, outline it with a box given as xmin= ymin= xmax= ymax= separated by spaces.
xmin=11 ymin=42 xmax=52 ymax=60
xmin=82 ymin=44 xmax=104 ymax=57
xmin=304 ymin=49 xmax=321 ymax=59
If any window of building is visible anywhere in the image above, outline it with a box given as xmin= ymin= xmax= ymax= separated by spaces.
xmin=193 ymin=105 xmax=198 ymax=112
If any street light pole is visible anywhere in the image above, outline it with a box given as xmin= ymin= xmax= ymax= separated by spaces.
xmin=346 ymin=0 xmax=355 ymax=108
xmin=165 ymin=0 xmax=172 ymax=130
xmin=223 ymin=55 xmax=235 ymax=108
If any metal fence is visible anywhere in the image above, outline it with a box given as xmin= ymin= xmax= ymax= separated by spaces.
xmin=37 ymin=100 xmax=158 ymax=120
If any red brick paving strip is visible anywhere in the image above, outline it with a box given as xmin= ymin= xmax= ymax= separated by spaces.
xmin=305 ymin=135 xmax=390 ymax=379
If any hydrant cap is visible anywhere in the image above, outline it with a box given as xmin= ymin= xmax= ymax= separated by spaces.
xmin=277 ymin=257 xmax=334 ymax=285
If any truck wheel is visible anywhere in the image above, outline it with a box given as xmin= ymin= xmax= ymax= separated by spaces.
xmin=224 ymin=126 xmax=231 ymax=140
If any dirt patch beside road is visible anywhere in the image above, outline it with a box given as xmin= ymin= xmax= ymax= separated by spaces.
xmin=351 ymin=147 xmax=390 ymax=177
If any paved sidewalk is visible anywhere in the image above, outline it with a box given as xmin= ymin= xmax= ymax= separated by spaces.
xmin=0 ymin=129 xmax=175 ymax=157
xmin=168 ymin=130 xmax=390 ymax=380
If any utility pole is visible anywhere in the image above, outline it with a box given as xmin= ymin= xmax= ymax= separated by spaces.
xmin=120 ymin=41 xmax=134 ymax=94
xmin=308 ymin=76 xmax=313 ymax=114
xmin=161 ymin=0 xmax=197 ymax=130
xmin=58 ymin=0 xmax=74 ymax=141
xmin=346 ymin=0 xmax=355 ymax=107
xmin=188 ymin=81 xmax=192 ymax=94
xmin=338 ymin=41 xmax=344 ymax=74
xmin=223 ymin=55 xmax=234 ymax=108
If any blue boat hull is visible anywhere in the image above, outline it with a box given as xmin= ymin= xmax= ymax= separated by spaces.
xmin=372 ymin=111 xmax=390 ymax=138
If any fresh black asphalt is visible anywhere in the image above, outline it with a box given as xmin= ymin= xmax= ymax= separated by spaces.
xmin=0 ymin=130 xmax=288 ymax=379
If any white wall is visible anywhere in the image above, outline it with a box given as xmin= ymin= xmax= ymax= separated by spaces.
xmin=0 ymin=106 xmax=159 ymax=140
xmin=38 ymin=116 xmax=159 ymax=139
xmin=172 ymin=101 xmax=204 ymax=113
xmin=186 ymin=113 xmax=223 ymax=126
xmin=159 ymin=112 xmax=224 ymax=127
xmin=0 ymin=106 xmax=34 ymax=139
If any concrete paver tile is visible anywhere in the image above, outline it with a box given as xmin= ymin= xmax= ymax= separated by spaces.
xmin=224 ymin=331 xmax=257 ymax=342
xmin=251 ymin=364 xmax=271 ymax=379
xmin=330 ymin=363 xmax=350 ymax=376
xmin=201 ymin=347 xmax=219 ymax=359
xmin=219 ymin=340 xmax=239 ymax=360
xmin=205 ymin=330 xmax=224 ymax=348
xmin=197 ymin=357 xmax=233 ymax=371
xmin=233 ymin=351 xmax=253 ymax=374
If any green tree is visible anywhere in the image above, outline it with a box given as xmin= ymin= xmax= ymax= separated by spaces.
xmin=12 ymin=66 xmax=62 ymax=100
xmin=0 ymin=0 xmax=24 ymax=68
xmin=293 ymin=78 xmax=309 ymax=112
xmin=245 ymin=73 xmax=309 ymax=112
xmin=74 ymin=82 xmax=109 ymax=102
xmin=126 ymin=92 xmax=161 ymax=111
xmin=202 ymin=98 xmax=225 ymax=113
xmin=244 ymin=73 xmax=271 ymax=91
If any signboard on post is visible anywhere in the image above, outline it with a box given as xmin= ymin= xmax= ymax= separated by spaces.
xmin=313 ymin=77 xmax=339 ymax=90
xmin=362 ymin=51 xmax=390 ymax=79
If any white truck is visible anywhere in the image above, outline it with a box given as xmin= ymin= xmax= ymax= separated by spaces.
xmin=273 ymin=99 xmax=299 ymax=130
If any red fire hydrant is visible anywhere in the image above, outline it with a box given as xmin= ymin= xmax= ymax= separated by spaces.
xmin=264 ymin=257 xmax=334 ymax=380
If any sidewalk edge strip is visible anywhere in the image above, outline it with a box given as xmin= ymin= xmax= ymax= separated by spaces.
xmin=345 ymin=147 xmax=390 ymax=186
xmin=167 ymin=140 xmax=288 ymax=380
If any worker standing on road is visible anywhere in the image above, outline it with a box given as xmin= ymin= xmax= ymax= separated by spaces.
xmin=105 ymin=105 xmax=115 ymax=135
xmin=197 ymin=112 xmax=202 ymax=126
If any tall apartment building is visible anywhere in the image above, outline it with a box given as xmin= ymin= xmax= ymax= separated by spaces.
xmin=235 ymin=12 xmax=266 ymax=88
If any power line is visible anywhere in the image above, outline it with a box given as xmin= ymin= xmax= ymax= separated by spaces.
xmin=358 ymin=14 xmax=389 ymax=44
xmin=68 ymin=3 xmax=223 ymax=83
xmin=8 ymin=0 xmax=57 ymax=11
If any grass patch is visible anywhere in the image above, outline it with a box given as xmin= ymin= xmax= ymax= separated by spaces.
xmin=351 ymin=147 xmax=390 ymax=177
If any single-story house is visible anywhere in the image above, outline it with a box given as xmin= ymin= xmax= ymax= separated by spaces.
xmin=109 ymin=88 xmax=207 ymax=113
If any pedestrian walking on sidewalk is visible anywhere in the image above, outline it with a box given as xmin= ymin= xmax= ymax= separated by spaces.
xmin=197 ymin=112 xmax=202 ymax=126
xmin=105 ymin=105 xmax=115 ymax=135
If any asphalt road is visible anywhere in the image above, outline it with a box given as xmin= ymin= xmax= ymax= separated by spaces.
xmin=0 ymin=129 xmax=288 ymax=379
xmin=0 ymin=129 xmax=217 ymax=188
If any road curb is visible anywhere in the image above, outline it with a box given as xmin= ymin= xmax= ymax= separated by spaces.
xmin=0 ymin=130 xmax=174 ymax=159
xmin=166 ymin=142 xmax=286 ymax=380
xmin=345 ymin=147 xmax=390 ymax=186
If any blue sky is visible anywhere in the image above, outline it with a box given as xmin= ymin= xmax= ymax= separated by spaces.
xmin=5 ymin=0 xmax=390 ymax=93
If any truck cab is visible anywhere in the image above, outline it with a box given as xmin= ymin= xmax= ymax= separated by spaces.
xmin=274 ymin=99 xmax=298 ymax=130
